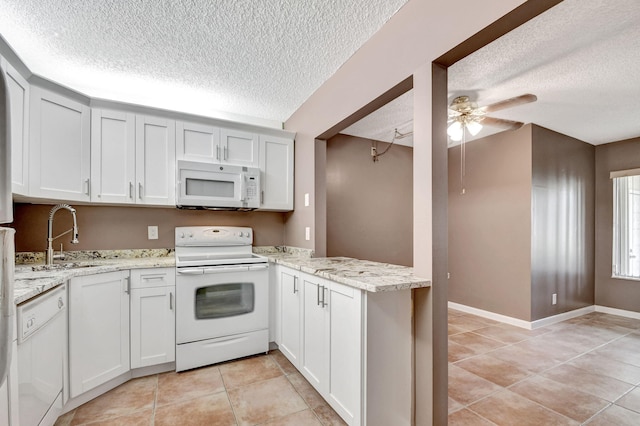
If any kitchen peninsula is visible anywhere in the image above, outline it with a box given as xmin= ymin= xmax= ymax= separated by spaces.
xmin=12 ymin=247 xmax=429 ymax=426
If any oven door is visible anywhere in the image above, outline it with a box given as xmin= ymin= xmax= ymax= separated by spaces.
xmin=176 ymin=264 xmax=268 ymax=344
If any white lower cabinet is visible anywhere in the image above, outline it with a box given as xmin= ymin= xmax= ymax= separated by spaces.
xmin=277 ymin=266 xmax=302 ymax=366
xmin=130 ymin=268 xmax=175 ymax=368
xmin=275 ymin=265 xmax=412 ymax=426
xmin=300 ymin=272 xmax=361 ymax=424
xmin=300 ymin=273 xmax=330 ymax=392
xmin=68 ymin=271 xmax=130 ymax=398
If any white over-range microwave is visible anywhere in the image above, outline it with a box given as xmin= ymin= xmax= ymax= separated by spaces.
xmin=176 ymin=160 xmax=261 ymax=210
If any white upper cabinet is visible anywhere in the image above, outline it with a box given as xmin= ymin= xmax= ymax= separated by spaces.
xmin=1 ymin=57 xmax=30 ymax=196
xmin=29 ymin=86 xmax=91 ymax=201
xmin=220 ymin=128 xmax=259 ymax=167
xmin=91 ymin=109 xmax=136 ymax=203
xmin=259 ymin=135 xmax=294 ymax=211
xmin=135 ymin=115 xmax=176 ymax=205
xmin=177 ymin=124 xmax=260 ymax=168
xmin=176 ymin=121 xmax=220 ymax=162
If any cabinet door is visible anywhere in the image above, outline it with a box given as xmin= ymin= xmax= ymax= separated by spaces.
xmin=69 ymin=271 xmax=130 ymax=398
xmin=300 ymin=273 xmax=329 ymax=394
xmin=1 ymin=58 xmax=30 ymax=196
xmin=91 ymin=109 xmax=136 ymax=203
xmin=220 ymin=128 xmax=259 ymax=167
xmin=327 ymin=282 xmax=362 ymax=425
xmin=259 ymin=135 xmax=293 ymax=211
xmin=130 ymin=286 xmax=175 ymax=368
xmin=279 ymin=267 xmax=302 ymax=367
xmin=176 ymin=121 xmax=220 ymax=162
xmin=135 ymin=115 xmax=176 ymax=205
xmin=29 ymin=86 xmax=91 ymax=201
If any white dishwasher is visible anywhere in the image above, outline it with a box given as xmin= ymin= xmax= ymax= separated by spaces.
xmin=17 ymin=284 xmax=66 ymax=426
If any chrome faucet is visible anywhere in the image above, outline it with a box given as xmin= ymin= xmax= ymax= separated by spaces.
xmin=46 ymin=204 xmax=79 ymax=265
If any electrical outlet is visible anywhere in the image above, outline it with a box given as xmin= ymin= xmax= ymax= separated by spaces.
xmin=148 ymin=226 xmax=158 ymax=240
xmin=304 ymin=193 xmax=310 ymax=207
xmin=305 ymin=227 xmax=311 ymax=241
xmin=371 ymin=147 xmax=377 ymax=156
xmin=552 ymin=293 xmax=557 ymax=305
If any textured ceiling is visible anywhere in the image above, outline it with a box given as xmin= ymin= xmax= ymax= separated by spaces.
xmin=344 ymin=0 xmax=640 ymax=147
xmin=0 ymin=0 xmax=408 ymax=127
xmin=341 ymin=90 xmax=413 ymax=146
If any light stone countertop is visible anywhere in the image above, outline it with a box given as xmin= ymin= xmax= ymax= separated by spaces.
xmin=13 ymin=247 xmax=430 ymax=304
xmin=267 ymin=255 xmax=431 ymax=293
xmin=13 ymin=257 xmax=175 ymax=305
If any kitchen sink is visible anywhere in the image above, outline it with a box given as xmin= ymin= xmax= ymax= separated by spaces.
xmin=31 ymin=262 xmax=100 ymax=272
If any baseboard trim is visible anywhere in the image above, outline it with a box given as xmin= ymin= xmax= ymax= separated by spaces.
xmin=448 ymin=302 xmax=596 ymax=330
xmin=595 ymin=305 xmax=640 ymax=319
xmin=448 ymin=302 xmax=533 ymax=329
xmin=530 ymin=306 xmax=595 ymax=329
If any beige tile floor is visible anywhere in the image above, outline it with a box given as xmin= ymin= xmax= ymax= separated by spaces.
xmin=55 ymin=309 xmax=640 ymax=425
xmin=448 ymin=309 xmax=640 ymax=425
xmin=55 ymin=350 xmax=346 ymax=426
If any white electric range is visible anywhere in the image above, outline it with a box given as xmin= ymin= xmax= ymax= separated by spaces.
xmin=174 ymin=226 xmax=269 ymax=372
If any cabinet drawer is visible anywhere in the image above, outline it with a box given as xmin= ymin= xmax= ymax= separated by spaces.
xmin=330 ymin=280 xmax=355 ymax=298
xmin=130 ymin=268 xmax=175 ymax=289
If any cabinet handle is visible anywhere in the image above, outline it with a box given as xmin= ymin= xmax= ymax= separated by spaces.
xmin=169 ymin=292 xmax=174 ymax=310
xmin=317 ymin=284 xmax=321 ymax=306
xmin=125 ymin=277 xmax=131 ymax=294
xmin=142 ymin=275 xmax=165 ymax=281
xmin=293 ymin=276 xmax=298 ymax=294
xmin=216 ymin=145 xmax=220 ymax=160
xmin=129 ymin=182 xmax=133 ymax=199
xmin=138 ymin=182 xmax=143 ymax=200
xmin=85 ymin=178 xmax=90 ymax=196
xmin=224 ymin=146 xmax=228 ymax=160
xmin=261 ymin=190 xmax=264 ymax=204
xmin=322 ymin=286 xmax=328 ymax=308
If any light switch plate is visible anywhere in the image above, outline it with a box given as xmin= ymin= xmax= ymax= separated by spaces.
xmin=305 ymin=227 xmax=311 ymax=241
xmin=148 ymin=226 xmax=159 ymax=240
xmin=304 ymin=193 xmax=310 ymax=207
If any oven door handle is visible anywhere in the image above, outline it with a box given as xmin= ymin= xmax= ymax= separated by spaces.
xmin=176 ymin=268 xmax=204 ymax=275
xmin=202 ymin=266 xmax=249 ymax=274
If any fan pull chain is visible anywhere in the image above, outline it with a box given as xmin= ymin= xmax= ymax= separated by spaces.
xmin=461 ymin=127 xmax=466 ymax=195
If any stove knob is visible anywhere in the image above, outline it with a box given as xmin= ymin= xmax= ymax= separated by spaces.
xmin=189 ymin=233 xmax=194 ymax=238
xmin=180 ymin=232 xmax=185 ymax=239
xmin=239 ymin=232 xmax=244 ymax=237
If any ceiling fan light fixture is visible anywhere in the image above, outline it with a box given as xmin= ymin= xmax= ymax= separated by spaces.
xmin=447 ymin=121 xmax=463 ymax=141
xmin=466 ymin=120 xmax=483 ymax=136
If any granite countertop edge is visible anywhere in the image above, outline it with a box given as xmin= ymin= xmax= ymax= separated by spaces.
xmin=266 ymin=255 xmax=431 ymax=293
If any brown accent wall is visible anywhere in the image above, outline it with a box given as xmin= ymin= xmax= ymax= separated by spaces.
xmin=11 ymin=203 xmax=285 ymax=252
xmin=326 ymin=134 xmax=413 ymax=266
xmin=449 ymin=124 xmax=596 ymax=322
xmin=448 ymin=125 xmax=533 ymax=320
xmin=531 ymin=126 xmax=595 ymax=320
xmin=595 ymin=138 xmax=640 ymax=313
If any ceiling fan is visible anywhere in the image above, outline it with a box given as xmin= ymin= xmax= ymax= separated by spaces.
xmin=447 ymin=93 xmax=537 ymax=141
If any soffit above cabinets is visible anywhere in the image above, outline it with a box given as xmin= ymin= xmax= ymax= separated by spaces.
xmin=0 ymin=0 xmax=409 ymax=128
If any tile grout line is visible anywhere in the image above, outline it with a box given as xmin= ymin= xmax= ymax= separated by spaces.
xmin=449 ymin=313 xmax=640 ymax=424
xmin=219 ymin=366 xmax=241 ymax=426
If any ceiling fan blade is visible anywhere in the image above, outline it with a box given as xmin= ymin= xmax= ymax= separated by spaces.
xmin=481 ymin=116 xmax=525 ymax=131
xmin=481 ymin=94 xmax=537 ymax=113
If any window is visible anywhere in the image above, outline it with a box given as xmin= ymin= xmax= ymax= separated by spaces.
xmin=613 ymin=172 xmax=640 ymax=279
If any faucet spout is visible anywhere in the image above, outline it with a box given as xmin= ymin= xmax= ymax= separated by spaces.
xmin=46 ymin=204 xmax=79 ymax=265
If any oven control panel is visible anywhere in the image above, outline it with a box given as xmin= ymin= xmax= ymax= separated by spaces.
xmin=175 ymin=226 xmax=253 ymax=246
